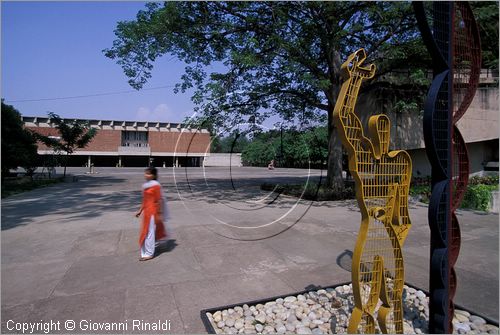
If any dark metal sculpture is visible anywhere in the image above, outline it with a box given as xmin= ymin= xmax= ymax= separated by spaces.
xmin=413 ymin=2 xmax=481 ymax=333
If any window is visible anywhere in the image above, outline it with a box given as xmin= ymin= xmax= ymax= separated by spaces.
xmin=121 ymin=131 xmax=148 ymax=147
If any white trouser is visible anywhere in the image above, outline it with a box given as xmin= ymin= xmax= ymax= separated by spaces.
xmin=141 ymin=215 xmax=156 ymax=257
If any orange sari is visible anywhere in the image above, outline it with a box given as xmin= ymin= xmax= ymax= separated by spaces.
xmin=139 ymin=181 xmax=167 ymax=246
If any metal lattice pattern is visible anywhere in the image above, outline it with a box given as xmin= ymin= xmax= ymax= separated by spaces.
xmin=414 ymin=1 xmax=480 ymax=333
xmin=333 ymin=49 xmax=412 ymax=334
xmin=449 ymin=2 xmax=481 ymax=328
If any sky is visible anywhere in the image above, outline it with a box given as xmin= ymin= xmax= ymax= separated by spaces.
xmin=1 ymin=1 xmax=213 ymax=123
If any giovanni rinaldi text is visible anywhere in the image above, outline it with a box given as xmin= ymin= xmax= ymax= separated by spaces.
xmin=6 ymin=319 xmax=172 ymax=333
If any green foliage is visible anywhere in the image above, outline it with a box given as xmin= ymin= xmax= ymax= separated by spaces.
xmin=460 ymin=184 xmax=497 ymax=212
xmin=105 ymin=2 xmax=425 ymax=120
xmin=35 ymin=112 xmax=97 ymax=155
xmin=409 ymin=175 xmax=499 ymax=211
xmin=1 ymin=101 xmax=39 ymax=177
xmin=105 ymin=2 xmax=429 ymax=189
xmin=261 ymin=182 xmax=355 ymax=201
xmin=468 ymin=175 xmax=499 ymax=186
xmin=33 ymin=112 xmax=97 ymax=177
xmin=103 ymin=1 xmax=500 ymax=193
xmin=1 ymin=176 xmax=64 ymax=198
xmin=213 ymin=132 xmax=250 ymax=153
xmin=409 ymin=184 xmax=431 ymax=203
xmin=470 ymin=2 xmax=499 ymax=69
xmin=393 ymin=101 xmax=420 ymax=114
xmin=241 ymin=136 xmax=276 ymax=167
xmin=242 ymin=127 xmax=328 ymax=168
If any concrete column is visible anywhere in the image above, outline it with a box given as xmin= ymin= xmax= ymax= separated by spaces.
xmin=88 ymin=156 xmax=94 ymax=174
xmin=175 ymin=157 xmax=179 ymax=168
xmin=87 ymin=155 xmax=91 ymax=168
xmin=118 ymin=156 xmax=122 ymax=167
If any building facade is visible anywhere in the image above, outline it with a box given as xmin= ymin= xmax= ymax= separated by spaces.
xmin=23 ymin=117 xmax=211 ymax=167
xmin=356 ymin=70 xmax=499 ymax=177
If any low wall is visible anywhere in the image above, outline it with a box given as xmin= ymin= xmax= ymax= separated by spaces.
xmin=490 ymin=191 xmax=499 ymax=214
xmin=203 ymin=153 xmax=242 ymax=167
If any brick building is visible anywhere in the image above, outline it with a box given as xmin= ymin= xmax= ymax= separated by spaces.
xmin=23 ymin=116 xmax=211 ymax=167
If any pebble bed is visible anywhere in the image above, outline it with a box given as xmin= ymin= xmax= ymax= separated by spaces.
xmin=206 ymin=284 xmax=498 ymax=334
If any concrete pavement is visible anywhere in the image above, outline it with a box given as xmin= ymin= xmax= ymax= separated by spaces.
xmin=1 ymin=167 xmax=498 ymax=333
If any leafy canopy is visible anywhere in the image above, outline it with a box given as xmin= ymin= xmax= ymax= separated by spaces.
xmin=104 ymin=1 xmax=425 ymax=128
xmin=241 ymin=127 xmax=328 ymax=168
xmin=470 ymin=2 xmax=499 ymax=69
xmin=1 ymin=101 xmax=38 ymax=176
xmin=35 ymin=112 xmax=97 ymax=155
xmin=33 ymin=113 xmax=97 ymax=177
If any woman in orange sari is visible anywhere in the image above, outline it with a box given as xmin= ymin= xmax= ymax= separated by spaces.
xmin=135 ymin=167 xmax=167 ymax=261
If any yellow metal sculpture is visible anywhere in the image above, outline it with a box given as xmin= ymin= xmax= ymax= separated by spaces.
xmin=333 ymin=49 xmax=412 ymax=334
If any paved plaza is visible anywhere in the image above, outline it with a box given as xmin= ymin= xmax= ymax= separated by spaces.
xmin=1 ymin=167 xmax=498 ymax=333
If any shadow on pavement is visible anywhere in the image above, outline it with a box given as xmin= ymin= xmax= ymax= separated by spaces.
xmin=1 ymin=175 xmax=135 ymax=230
xmin=336 ymin=249 xmax=353 ymax=272
xmin=155 ymin=239 xmax=178 ymax=258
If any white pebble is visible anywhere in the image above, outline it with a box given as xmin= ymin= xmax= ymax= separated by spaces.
xmin=286 ymin=322 xmax=296 ymax=332
xmin=455 ymin=314 xmax=469 ymax=323
xmin=296 ymin=327 xmax=313 ymax=334
xmin=226 ymin=318 xmax=235 ymax=327
xmin=255 ymin=313 xmax=266 ymax=324
xmin=234 ymin=320 xmax=244 ymax=330
xmin=209 ymin=288 xmax=498 ymax=335
xmin=308 ymin=312 xmax=318 ymax=320
xmin=455 ymin=322 xmax=471 ymax=334
xmin=470 ymin=315 xmax=486 ymax=326
xmin=416 ymin=291 xmax=426 ymax=299
xmin=276 ymin=325 xmax=286 ymax=333
xmin=455 ymin=309 xmax=471 ymax=317
xmin=312 ymin=328 xmax=324 ymax=335
xmin=263 ymin=325 xmax=274 ymax=333
xmin=213 ymin=311 xmax=222 ymax=323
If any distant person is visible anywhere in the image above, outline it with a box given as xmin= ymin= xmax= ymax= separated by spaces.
xmin=268 ymin=159 xmax=275 ymax=170
xmin=135 ymin=167 xmax=168 ymax=261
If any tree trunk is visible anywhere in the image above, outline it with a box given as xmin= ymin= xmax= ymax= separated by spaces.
xmin=63 ymin=152 xmax=68 ymax=178
xmin=326 ymin=103 xmax=344 ymax=192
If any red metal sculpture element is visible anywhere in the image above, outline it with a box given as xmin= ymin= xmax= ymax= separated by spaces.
xmin=414 ymin=1 xmax=481 ymax=333
xmin=449 ymin=2 xmax=481 ymax=328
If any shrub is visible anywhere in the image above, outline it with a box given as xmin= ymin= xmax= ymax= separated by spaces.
xmin=469 ymin=175 xmax=499 ymax=186
xmin=1 ymin=176 xmax=64 ymax=198
xmin=261 ymin=182 xmax=355 ymax=201
xmin=460 ymin=184 xmax=497 ymax=211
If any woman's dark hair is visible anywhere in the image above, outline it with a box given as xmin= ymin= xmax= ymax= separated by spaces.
xmin=145 ymin=166 xmax=158 ymax=180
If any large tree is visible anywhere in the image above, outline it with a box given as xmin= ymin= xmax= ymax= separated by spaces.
xmin=470 ymin=1 xmax=499 ymax=69
xmin=1 ymin=101 xmax=39 ymax=178
xmin=105 ymin=2 xmax=428 ymax=190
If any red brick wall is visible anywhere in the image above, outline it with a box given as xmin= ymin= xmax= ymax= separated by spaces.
xmin=26 ymin=127 xmax=59 ymax=150
xmin=26 ymin=127 xmax=211 ymax=154
xmin=84 ymin=130 xmax=121 ymax=151
xmin=149 ymin=131 xmax=211 ymax=153
xmin=27 ymin=127 xmax=121 ymax=151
